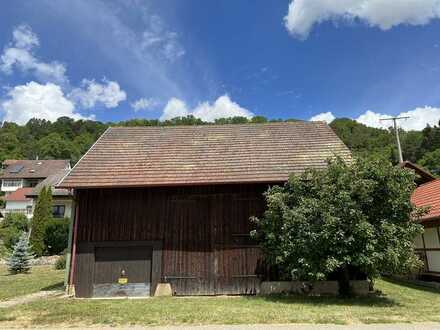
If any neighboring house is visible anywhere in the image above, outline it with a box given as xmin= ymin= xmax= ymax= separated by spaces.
xmin=412 ymin=179 xmax=440 ymax=279
xmin=26 ymin=169 xmax=73 ymax=220
xmin=0 ymin=160 xmax=71 ymax=220
xmin=59 ymin=122 xmax=351 ymax=298
xmin=0 ymin=159 xmax=71 ymax=195
xmin=3 ymin=187 xmax=33 ymax=219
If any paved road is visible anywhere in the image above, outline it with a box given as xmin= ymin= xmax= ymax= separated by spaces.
xmin=146 ymin=324 xmax=440 ymax=330
xmin=6 ymin=324 xmax=440 ymax=330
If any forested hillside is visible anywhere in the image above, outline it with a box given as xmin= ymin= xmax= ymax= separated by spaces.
xmin=0 ymin=116 xmax=439 ymax=175
xmin=330 ymin=118 xmax=440 ymax=174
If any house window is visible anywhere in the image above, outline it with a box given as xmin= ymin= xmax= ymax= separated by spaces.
xmin=26 ymin=205 xmax=33 ymax=215
xmin=52 ymin=205 xmax=65 ymax=218
xmin=2 ymin=179 xmax=22 ymax=187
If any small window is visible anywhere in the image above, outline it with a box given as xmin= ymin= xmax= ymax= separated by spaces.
xmin=52 ymin=205 xmax=65 ymax=218
xmin=26 ymin=205 xmax=33 ymax=215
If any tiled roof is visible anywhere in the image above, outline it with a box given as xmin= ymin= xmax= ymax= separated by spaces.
xmin=59 ymin=122 xmax=352 ymax=188
xmin=5 ymin=188 xmax=33 ymax=202
xmin=411 ymin=179 xmax=440 ymax=221
xmin=27 ymin=169 xmax=72 ymax=197
xmin=0 ymin=160 xmax=70 ymax=179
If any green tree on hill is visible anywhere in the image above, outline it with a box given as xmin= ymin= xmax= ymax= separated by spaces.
xmin=419 ymin=148 xmax=440 ymax=175
xmin=30 ymin=186 xmax=54 ymax=256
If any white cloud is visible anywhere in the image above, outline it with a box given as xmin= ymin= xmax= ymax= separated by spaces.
xmin=0 ymin=25 xmax=67 ymax=84
xmin=309 ymin=111 xmax=335 ymax=123
xmin=309 ymin=107 xmax=440 ymax=130
xmin=160 ymin=95 xmax=253 ymax=122
xmin=142 ymin=15 xmax=185 ymax=61
xmin=131 ymin=97 xmax=159 ymax=112
xmin=356 ymin=107 xmax=440 ymax=130
xmin=1 ymin=81 xmax=90 ymax=125
xmin=70 ymin=79 xmax=127 ymax=109
xmin=160 ymin=98 xmax=189 ymax=120
xmin=12 ymin=25 xmax=39 ymax=50
xmin=284 ymin=0 xmax=440 ymax=39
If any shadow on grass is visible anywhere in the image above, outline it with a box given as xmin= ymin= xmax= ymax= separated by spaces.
xmin=41 ymin=281 xmax=64 ymax=291
xmin=249 ymin=292 xmax=398 ymax=308
xmin=383 ymin=276 xmax=440 ymax=294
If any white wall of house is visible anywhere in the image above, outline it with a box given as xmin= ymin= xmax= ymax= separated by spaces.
xmin=4 ymin=198 xmax=72 ymax=220
xmin=52 ymin=198 xmax=73 ymax=219
xmin=416 ymin=226 xmax=440 ymax=273
xmin=4 ymin=199 xmax=33 ymax=219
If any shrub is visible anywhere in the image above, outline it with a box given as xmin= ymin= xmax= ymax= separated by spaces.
xmin=44 ymin=218 xmax=70 ymax=255
xmin=0 ymin=213 xmax=29 ymax=250
xmin=54 ymin=254 xmax=67 ymax=270
xmin=7 ymin=232 xmax=34 ymax=274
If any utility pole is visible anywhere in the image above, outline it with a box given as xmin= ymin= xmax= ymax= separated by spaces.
xmin=380 ymin=116 xmax=410 ymax=163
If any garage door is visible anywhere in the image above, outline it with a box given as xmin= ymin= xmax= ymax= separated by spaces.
xmin=93 ymin=246 xmax=152 ymax=297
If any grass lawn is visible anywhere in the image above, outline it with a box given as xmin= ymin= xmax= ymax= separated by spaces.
xmin=0 ymin=264 xmax=64 ymax=301
xmin=1 ymin=278 xmax=440 ymax=327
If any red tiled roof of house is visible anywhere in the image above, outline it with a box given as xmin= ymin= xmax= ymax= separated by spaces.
xmin=5 ymin=188 xmax=33 ymax=202
xmin=411 ymin=179 xmax=440 ymax=221
xmin=59 ymin=122 xmax=352 ymax=188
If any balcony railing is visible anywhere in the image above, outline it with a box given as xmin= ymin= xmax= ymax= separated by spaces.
xmin=0 ymin=208 xmax=32 ymax=216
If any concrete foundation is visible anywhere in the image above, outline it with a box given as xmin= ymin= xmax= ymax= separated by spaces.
xmin=154 ymin=283 xmax=173 ymax=297
xmin=260 ymin=280 xmax=370 ymax=296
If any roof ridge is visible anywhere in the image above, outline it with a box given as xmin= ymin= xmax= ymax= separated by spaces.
xmin=107 ymin=121 xmax=326 ymax=130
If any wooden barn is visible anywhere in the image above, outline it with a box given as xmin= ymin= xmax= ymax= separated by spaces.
xmin=59 ymin=122 xmax=351 ymax=297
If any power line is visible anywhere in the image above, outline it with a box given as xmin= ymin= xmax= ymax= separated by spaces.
xmin=379 ymin=116 xmax=410 ymax=163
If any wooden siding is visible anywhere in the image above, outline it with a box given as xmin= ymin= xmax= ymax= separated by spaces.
xmin=73 ymin=183 xmax=272 ymax=297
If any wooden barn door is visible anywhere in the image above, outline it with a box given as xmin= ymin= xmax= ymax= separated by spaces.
xmin=164 ymin=196 xmax=214 ymax=295
xmin=164 ymin=192 xmax=262 ymax=295
xmin=211 ymin=194 xmax=262 ymax=295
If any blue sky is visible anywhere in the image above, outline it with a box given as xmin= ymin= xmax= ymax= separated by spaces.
xmin=1 ymin=0 xmax=440 ymax=130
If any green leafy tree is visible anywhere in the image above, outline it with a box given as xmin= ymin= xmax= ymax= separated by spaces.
xmin=420 ymin=121 xmax=440 ymax=155
xmin=0 ymin=192 xmax=5 ymax=209
xmin=0 ymin=132 xmax=23 ymax=162
xmin=30 ymin=186 xmax=53 ymax=256
xmin=252 ymin=157 xmax=424 ymax=295
xmin=0 ymin=213 xmax=29 ymax=250
xmin=37 ymin=132 xmax=80 ymax=161
xmin=418 ymin=148 xmax=440 ymax=175
xmin=44 ymin=217 xmax=70 ymax=255
xmin=7 ymin=232 xmax=34 ymax=274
